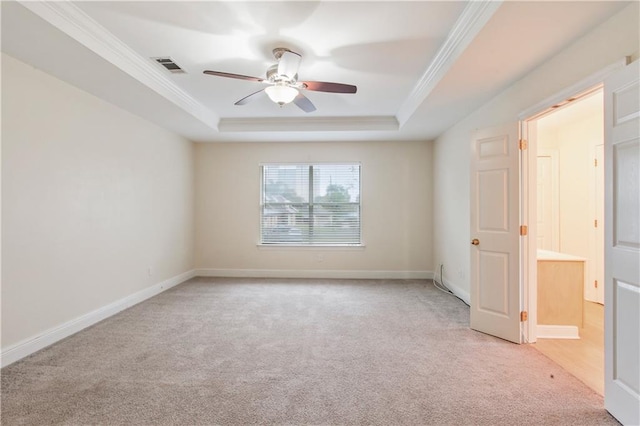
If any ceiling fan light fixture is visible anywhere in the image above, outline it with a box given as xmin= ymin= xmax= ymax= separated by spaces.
xmin=203 ymin=47 xmax=356 ymax=113
xmin=265 ymin=84 xmax=298 ymax=106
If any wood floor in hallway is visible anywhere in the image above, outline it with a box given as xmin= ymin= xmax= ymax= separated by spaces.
xmin=534 ymin=301 xmax=604 ymax=395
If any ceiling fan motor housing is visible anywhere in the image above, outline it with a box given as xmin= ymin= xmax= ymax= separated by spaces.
xmin=272 ymin=47 xmax=292 ymax=60
xmin=266 ymin=64 xmax=297 ymax=84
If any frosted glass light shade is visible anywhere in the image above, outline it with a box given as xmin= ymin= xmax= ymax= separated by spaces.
xmin=265 ymin=84 xmax=298 ymax=105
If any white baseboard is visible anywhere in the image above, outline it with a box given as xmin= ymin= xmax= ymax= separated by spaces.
xmin=1 ymin=269 xmax=196 ymax=368
xmin=537 ymin=325 xmax=580 ymax=339
xmin=194 ymin=268 xmax=433 ymax=280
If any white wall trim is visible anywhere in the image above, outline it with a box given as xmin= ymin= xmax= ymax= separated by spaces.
xmin=0 ymin=269 xmax=196 ymax=368
xmin=536 ymin=325 xmax=580 ymax=339
xmin=396 ymin=0 xmax=502 ymax=126
xmin=195 ymin=268 xmax=432 ymax=280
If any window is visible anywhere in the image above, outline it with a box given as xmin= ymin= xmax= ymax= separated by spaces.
xmin=260 ymin=164 xmax=361 ymax=245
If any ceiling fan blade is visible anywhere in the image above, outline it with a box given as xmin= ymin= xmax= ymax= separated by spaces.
xmin=302 ymin=81 xmax=357 ymax=94
xmin=234 ymin=89 xmax=266 ymax=105
xmin=277 ymin=50 xmax=302 ymax=80
xmin=203 ymin=70 xmax=264 ymax=83
xmin=293 ymin=92 xmax=316 ymax=113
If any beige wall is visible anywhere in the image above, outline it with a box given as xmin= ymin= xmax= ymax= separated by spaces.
xmin=195 ymin=141 xmax=433 ymax=276
xmin=1 ymin=54 xmax=195 ymax=349
xmin=433 ymin=3 xmax=639 ymax=298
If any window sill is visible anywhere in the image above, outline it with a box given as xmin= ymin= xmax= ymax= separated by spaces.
xmin=257 ymin=243 xmax=366 ymax=250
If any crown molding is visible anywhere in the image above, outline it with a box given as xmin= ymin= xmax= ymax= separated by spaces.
xmin=219 ymin=116 xmax=399 ymax=133
xmin=18 ymin=0 xmax=219 ymax=131
xmin=396 ymin=0 xmax=502 ymax=127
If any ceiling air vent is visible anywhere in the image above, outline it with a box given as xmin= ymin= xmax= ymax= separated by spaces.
xmin=152 ymin=57 xmax=186 ymax=74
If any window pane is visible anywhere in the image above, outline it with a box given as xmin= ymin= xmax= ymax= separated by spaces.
xmin=263 ymin=165 xmax=309 ymax=203
xmin=312 ymin=204 xmax=360 ymax=243
xmin=262 ymin=203 xmax=309 ymax=244
xmin=313 ymin=164 xmax=360 ymax=203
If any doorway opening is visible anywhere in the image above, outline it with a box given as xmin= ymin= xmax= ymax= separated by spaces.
xmin=524 ymin=87 xmax=605 ymax=396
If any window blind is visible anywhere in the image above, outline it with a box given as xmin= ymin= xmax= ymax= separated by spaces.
xmin=261 ymin=164 xmax=361 ymax=245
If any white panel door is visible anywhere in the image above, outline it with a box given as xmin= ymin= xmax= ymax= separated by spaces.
xmin=537 ymin=156 xmax=552 ymax=250
xmin=604 ymin=60 xmax=640 ymax=425
xmin=470 ymin=124 xmax=521 ymax=343
xmin=537 ymin=151 xmax=559 ymax=252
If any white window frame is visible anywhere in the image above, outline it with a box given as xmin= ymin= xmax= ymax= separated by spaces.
xmin=259 ymin=162 xmax=363 ymax=247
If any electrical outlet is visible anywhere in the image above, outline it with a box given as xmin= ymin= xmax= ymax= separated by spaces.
xmin=147 ymin=266 xmax=153 ymax=277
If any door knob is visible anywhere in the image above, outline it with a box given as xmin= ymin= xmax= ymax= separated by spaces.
xmin=471 ymin=238 xmax=480 ymax=246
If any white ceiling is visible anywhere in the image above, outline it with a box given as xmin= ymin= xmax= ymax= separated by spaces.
xmin=1 ymin=1 xmax=629 ymax=143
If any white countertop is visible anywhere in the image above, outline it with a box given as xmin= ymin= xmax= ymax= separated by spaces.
xmin=537 ymin=249 xmax=587 ymax=261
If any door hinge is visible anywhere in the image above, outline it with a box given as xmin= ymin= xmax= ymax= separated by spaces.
xmin=594 ymin=219 xmax=598 ymax=228
xmin=520 ymin=225 xmax=528 ymax=236
xmin=520 ymin=311 xmax=528 ymax=322
xmin=519 ymin=139 xmax=528 ymax=150
xmin=594 ymin=158 xmax=598 ymax=167
xmin=595 ymin=280 xmax=598 ymax=289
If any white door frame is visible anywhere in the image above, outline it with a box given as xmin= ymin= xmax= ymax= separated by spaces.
xmin=589 ymin=143 xmax=605 ymax=304
xmin=518 ymin=58 xmax=628 ymax=343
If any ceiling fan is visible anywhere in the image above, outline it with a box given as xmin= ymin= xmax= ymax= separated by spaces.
xmin=203 ymin=48 xmax=357 ymax=113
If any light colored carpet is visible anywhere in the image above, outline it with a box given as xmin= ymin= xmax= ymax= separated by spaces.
xmin=1 ymin=278 xmax=618 ymax=425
